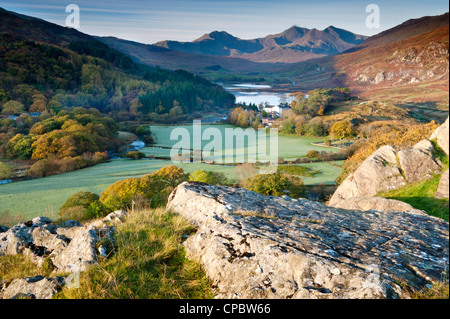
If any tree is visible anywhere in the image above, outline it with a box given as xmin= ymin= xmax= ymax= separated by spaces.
xmin=169 ymin=105 xmax=183 ymax=117
xmin=1 ymin=101 xmax=24 ymax=116
xmin=7 ymin=134 xmax=33 ymax=159
xmin=241 ymin=172 xmax=291 ymax=196
xmin=281 ymin=119 xmax=295 ymax=134
xmin=0 ymin=162 xmax=12 ymax=179
xmin=29 ymin=94 xmax=48 ymax=113
xmin=330 ymin=120 xmax=354 ymax=139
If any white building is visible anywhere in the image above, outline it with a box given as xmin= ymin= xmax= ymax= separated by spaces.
xmin=263 ymin=105 xmax=290 ymax=117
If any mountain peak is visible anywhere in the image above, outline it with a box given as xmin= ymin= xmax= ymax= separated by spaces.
xmin=193 ymin=30 xmax=237 ymax=42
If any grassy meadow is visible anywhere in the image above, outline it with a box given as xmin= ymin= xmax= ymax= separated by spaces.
xmin=0 ymin=123 xmax=343 ymax=222
xmin=0 ymin=157 xmax=343 ymax=222
xmin=142 ymin=124 xmax=336 ymax=160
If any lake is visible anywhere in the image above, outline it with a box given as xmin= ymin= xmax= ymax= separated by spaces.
xmin=223 ymin=83 xmax=292 ymax=106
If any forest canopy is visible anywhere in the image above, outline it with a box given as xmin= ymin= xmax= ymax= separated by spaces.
xmin=0 ymin=34 xmax=235 ymax=119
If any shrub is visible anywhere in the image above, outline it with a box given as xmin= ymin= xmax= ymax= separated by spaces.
xmin=27 ymin=159 xmax=51 ymax=177
xmin=100 ymin=166 xmax=189 ymax=211
xmin=277 ymin=165 xmax=317 ymax=177
xmin=135 ymin=125 xmax=151 ymax=137
xmin=330 ymin=120 xmax=354 ymax=139
xmin=125 ymin=151 xmax=146 ymax=160
xmin=306 ymin=150 xmax=320 ymax=159
xmin=241 ymin=172 xmax=291 ymax=196
xmin=189 ymin=170 xmax=228 ymax=185
xmin=28 ymin=156 xmax=95 ymax=177
xmin=337 ymin=121 xmax=439 ymax=184
xmin=59 ymin=191 xmax=106 ymax=221
xmin=150 ymin=165 xmax=189 ymax=187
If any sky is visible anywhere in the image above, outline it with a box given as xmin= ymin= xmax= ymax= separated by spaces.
xmin=1 ymin=0 xmax=448 ymax=44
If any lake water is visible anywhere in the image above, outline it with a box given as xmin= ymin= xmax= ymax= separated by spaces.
xmin=223 ymin=83 xmax=291 ymax=106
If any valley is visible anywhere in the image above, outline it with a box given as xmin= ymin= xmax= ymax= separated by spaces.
xmin=0 ymin=3 xmax=448 ymax=301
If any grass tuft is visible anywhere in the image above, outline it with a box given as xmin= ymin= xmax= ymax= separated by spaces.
xmin=55 ymin=208 xmax=213 ymax=299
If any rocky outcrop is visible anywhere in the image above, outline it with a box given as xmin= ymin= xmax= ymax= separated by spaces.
xmin=0 ymin=210 xmax=128 ymax=299
xmin=328 ymin=145 xmax=407 ymax=207
xmin=0 ymin=276 xmax=65 ymax=299
xmin=430 ymin=116 xmax=449 ymax=156
xmin=167 ymin=182 xmax=449 ymax=299
xmin=329 ymin=116 xmax=449 ymax=207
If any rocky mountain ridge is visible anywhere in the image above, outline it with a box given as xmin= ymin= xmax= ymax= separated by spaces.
xmin=154 ymin=25 xmax=368 ymax=63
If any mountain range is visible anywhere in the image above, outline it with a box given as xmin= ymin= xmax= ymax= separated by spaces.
xmin=154 ymin=26 xmax=368 ymax=63
xmin=97 ymin=25 xmax=368 ymax=72
xmin=1 ymin=6 xmax=448 ymax=118
xmin=274 ymin=12 xmax=449 ymax=117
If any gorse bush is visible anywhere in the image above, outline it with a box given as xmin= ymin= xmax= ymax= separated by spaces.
xmin=241 ymin=172 xmax=304 ymax=198
xmin=189 ymin=170 xmax=229 ymax=185
xmin=59 ymin=191 xmax=107 ymax=221
xmin=100 ymin=166 xmax=189 ymax=211
xmin=125 ymin=151 xmax=146 ymax=160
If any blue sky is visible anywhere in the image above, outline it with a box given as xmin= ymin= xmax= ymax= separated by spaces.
xmin=1 ymin=0 xmax=448 ymax=43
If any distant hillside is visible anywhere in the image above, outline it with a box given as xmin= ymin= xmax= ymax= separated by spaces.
xmin=97 ymin=36 xmax=278 ymax=73
xmin=0 ymin=7 xmax=235 ymax=119
xmin=275 ymin=12 xmax=449 ymax=120
xmin=154 ymin=26 xmax=368 ymax=63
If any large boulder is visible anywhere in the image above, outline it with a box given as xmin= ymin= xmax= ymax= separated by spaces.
xmin=329 ymin=145 xmax=406 ymax=207
xmin=329 ymin=135 xmax=445 ymax=207
xmin=430 ymin=116 xmax=449 ymax=156
xmin=167 ymin=182 xmax=449 ymax=299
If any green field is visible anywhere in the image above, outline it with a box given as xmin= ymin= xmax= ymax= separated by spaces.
xmin=0 ymin=158 xmax=342 ymax=221
xmin=142 ymin=124 xmax=336 ymax=161
xmin=1 ymin=123 xmax=342 ymax=221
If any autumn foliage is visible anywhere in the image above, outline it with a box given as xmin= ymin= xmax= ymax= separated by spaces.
xmin=337 ymin=121 xmax=439 ymax=184
xmin=100 ymin=166 xmax=189 ymax=211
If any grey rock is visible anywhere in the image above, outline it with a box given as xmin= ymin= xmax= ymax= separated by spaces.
xmin=331 ymin=196 xmax=421 ymax=213
xmin=167 ymin=182 xmax=449 ymax=299
xmin=0 ymin=217 xmax=115 ymax=272
xmin=430 ymin=116 xmax=449 ymax=156
xmin=51 ymin=227 xmax=100 ymax=273
xmin=398 ymin=140 xmax=442 ymax=183
xmin=329 ymin=145 xmax=406 ymax=207
xmin=30 ymin=216 xmax=52 ymax=226
xmin=0 ymin=212 xmax=124 ymax=298
xmin=60 ymin=220 xmax=82 ymax=228
xmin=1 ymin=276 xmax=65 ymax=299
xmin=436 ymin=169 xmax=449 ymax=199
